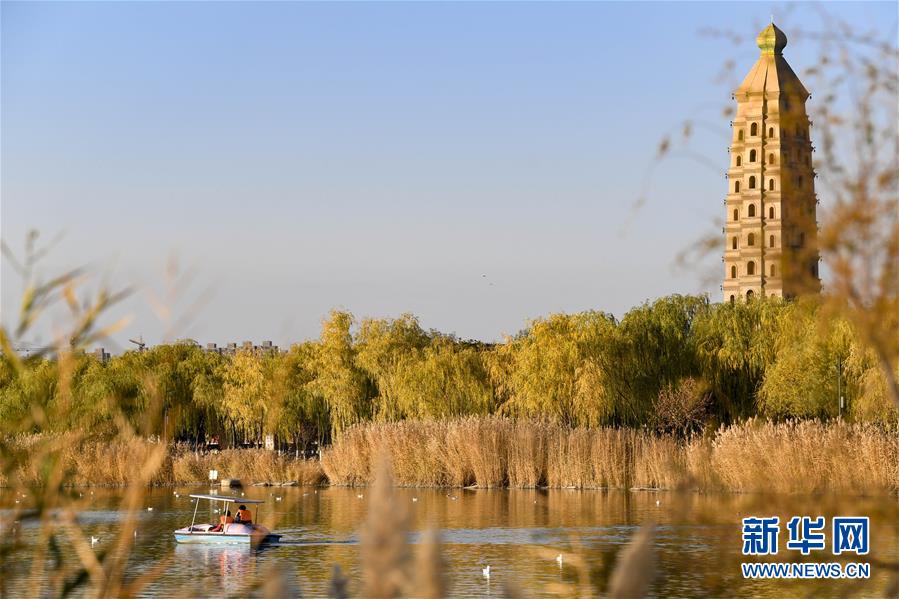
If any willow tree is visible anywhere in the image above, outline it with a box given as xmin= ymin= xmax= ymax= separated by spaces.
xmin=355 ymin=313 xmax=430 ymax=420
xmin=113 ymin=343 xmax=227 ymax=442
xmin=270 ymin=342 xmax=330 ymax=451
xmin=848 ymin=353 xmax=899 ymax=423
xmin=72 ymin=352 xmax=142 ymax=432
xmin=310 ymin=310 xmax=374 ymax=437
xmin=220 ymin=349 xmax=277 ymax=445
xmin=757 ymin=300 xmax=855 ymax=419
xmin=692 ymin=297 xmax=787 ymax=421
xmin=393 ymin=334 xmax=494 ymax=418
xmin=490 ymin=311 xmax=618 ymax=426
xmin=0 ymin=355 xmax=59 ymax=431
xmin=607 ymin=295 xmax=709 ymax=424
xmin=178 ymin=347 xmax=226 ymax=444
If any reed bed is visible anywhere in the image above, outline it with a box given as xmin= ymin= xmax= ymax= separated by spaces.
xmin=169 ymin=446 xmax=325 ymax=486
xmin=0 ymin=434 xmax=324 ymax=487
xmin=709 ymin=419 xmax=899 ymax=495
xmin=5 ymin=418 xmax=896 ymax=494
xmin=1 ymin=435 xmax=170 ymax=487
xmin=322 ymin=416 xmax=899 ymax=495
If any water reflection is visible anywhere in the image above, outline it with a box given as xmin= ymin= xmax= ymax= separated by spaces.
xmin=171 ymin=545 xmax=259 ymax=596
xmin=2 ymin=486 xmax=897 ymax=597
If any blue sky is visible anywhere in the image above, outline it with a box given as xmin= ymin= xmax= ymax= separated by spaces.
xmin=2 ymin=2 xmax=895 ymax=350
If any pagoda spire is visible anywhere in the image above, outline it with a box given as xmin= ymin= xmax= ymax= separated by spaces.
xmin=756 ymin=22 xmax=788 ymax=56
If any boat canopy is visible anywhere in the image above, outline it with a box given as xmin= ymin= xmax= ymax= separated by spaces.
xmin=189 ymin=494 xmax=265 ymax=504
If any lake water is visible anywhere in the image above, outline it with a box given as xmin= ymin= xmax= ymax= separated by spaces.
xmin=3 ymin=486 xmax=897 ymax=597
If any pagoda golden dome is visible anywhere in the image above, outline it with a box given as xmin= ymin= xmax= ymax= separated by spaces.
xmin=757 ymin=23 xmax=788 ymax=55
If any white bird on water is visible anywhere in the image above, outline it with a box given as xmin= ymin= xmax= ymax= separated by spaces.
xmin=556 ymin=553 xmax=563 ymax=567
xmin=482 ymin=565 xmax=491 ymax=579
xmin=147 ymin=507 xmax=153 ymax=512
xmin=656 ymin=499 xmax=660 ymax=506
xmin=357 ymin=494 xmax=364 ymax=499
xmin=275 ymin=496 xmax=282 ymax=502
xmin=412 ymin=497 xmax=418 ymax=502
xmin=91 ymin=536 xmax=100 ymax=546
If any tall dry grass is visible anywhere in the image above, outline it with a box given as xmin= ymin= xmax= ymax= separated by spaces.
xmin=710 ymin=419 xmax=899 ymax=495
xmin=169 ymin=446 xmax=324 ymax=486
xmin=1 ymin=434 xmax=170 ymax=487
xmin=0 ymin=434 xmax=324 ymax=487
xmin=7 ymin=418 xmax=894 ymax=495
xmin=322 ymin=416 xmax=899 ymax=495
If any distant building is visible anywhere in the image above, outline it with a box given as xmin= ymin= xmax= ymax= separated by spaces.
xmin=724 ymin=23 xmax=821 ymax=302
xmin=90 ymin=347 xmax=111 ymax=363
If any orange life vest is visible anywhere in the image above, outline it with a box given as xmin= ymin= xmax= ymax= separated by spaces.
xmin=237 ymin=509 xmax=252 ymax=523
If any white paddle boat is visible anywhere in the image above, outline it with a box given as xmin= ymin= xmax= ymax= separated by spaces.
xmin=174 ymin=494 xmax=280 ymax=546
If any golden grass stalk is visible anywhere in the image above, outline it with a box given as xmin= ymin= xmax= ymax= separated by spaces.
xmin=328 ymin=565 xmax=350 ymax=599
xmin=414 ymin=528 xmax=447 ymax=599
xmin=360 ymin=453 xmax=411 ymax=598
xmin=606 ymin=523 xmax=656 ymax=599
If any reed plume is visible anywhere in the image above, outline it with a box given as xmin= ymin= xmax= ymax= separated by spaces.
xmin=606 ymin=523 xmax=656 ymax=599
xmin=360 ymin=453 xmax=411 ymax=598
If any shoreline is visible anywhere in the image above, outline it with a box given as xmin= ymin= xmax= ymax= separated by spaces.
xmin=3 ymin=482 xmax=897 ymax=501
xmin=4 ymin=416 xmax=897 ymax=496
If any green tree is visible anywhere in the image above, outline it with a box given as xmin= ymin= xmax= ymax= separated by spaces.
xmin=395 ymin=334 xmax=494 ymax=418
xmin=72 ymin=352 xmax=142 ymax=431
xmin=0 ymin=355 xmax=59 ymax=430
xmin=845 ymin=337 xmax=899 ymax=423
xmin=118 ymin=343 xmax=226 ymax=441
xmin=491 ymin=311 xmax=618 ymax=426
xmin=310 ymin=310 xmax=374 ymax=436
xmin=355 ymin=314 xmax=430 ymax=420
xmin=607 ymin=295 xmax=708 ymax=424
xmin=757 ymin=301 xmax=855 ymax=419
xmin=693 ymin=297 xmax=786 ymax=421
xmin=271 ymin=342 xmax=330 ymax=451
xmin=221 ymin=350 xmax=273 ymax=444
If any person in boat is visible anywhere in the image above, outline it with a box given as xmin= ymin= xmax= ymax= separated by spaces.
xmin=210 ymin=510 xmax=233 ymax=532
xmin=235 ymin=505 xmax=253 ymax=525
